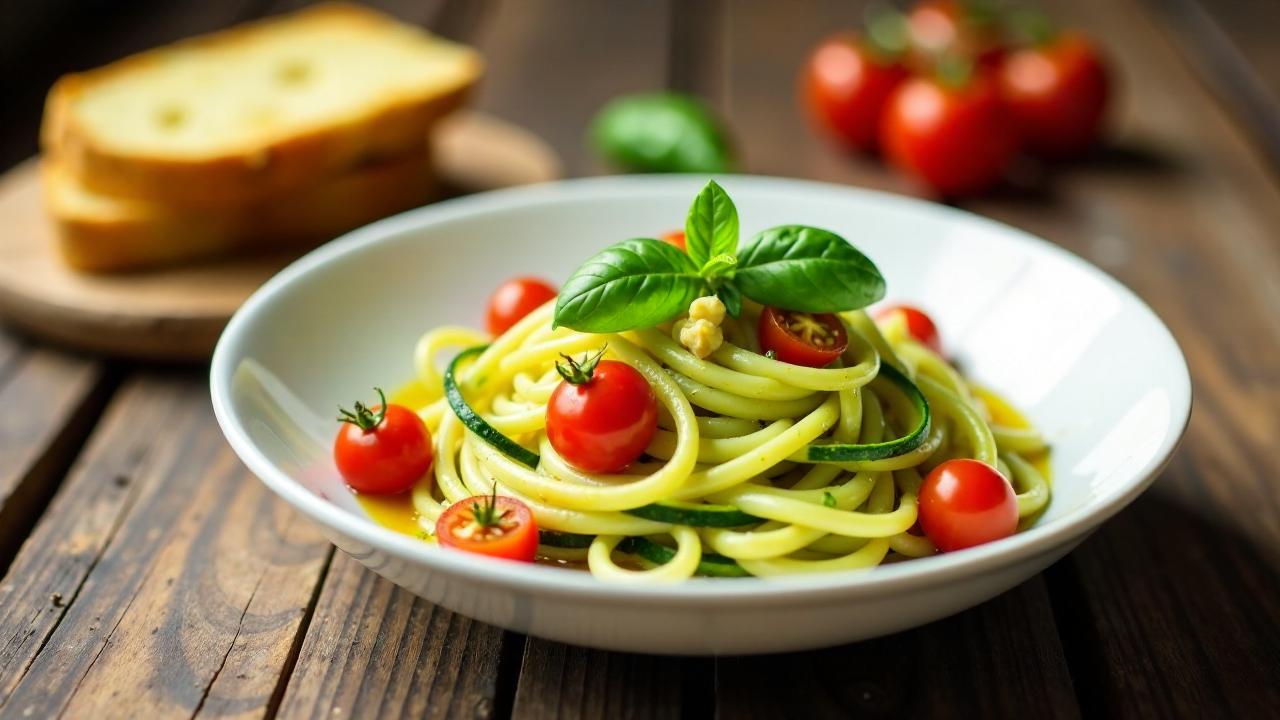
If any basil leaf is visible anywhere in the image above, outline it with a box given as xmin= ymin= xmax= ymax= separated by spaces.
xmin=700 ymin=253 xmax=737 ymax=280
xmin=684 ymin=180 xmax=739 ymax=267
xmin=589 ymin=93 xmax=732 ymax=174
xmin=554 ymin=238 xmax=704 ymax=332
xmin=734 ymin=225 xmax=886 ymax=312
xmin=716 ymin=283 xmax=743 ymax=318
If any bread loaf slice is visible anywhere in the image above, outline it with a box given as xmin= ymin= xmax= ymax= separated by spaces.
xmin=42 ymin=2 xmax=480 ymax=209
xmin=43 ymin=152 xmax=436 ymax=272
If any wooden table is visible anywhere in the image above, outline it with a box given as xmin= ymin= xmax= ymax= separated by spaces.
xmin=2 ymin=0 xmax=1278 ymax=717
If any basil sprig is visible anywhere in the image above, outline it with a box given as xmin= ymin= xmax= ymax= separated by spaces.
xmin=553 ymin=181 xmax=886 ymax=332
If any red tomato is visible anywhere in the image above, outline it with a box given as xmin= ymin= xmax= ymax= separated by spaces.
xmin=334 ymin=389 xmax=433 ymax=495
xmin=803 ymin=34 xmax=909 ymax=152
xmin=876 ymin=304 xmax=942 ymax=355
xmin=918 ymin=459 xmax=1018 ymax=551
xmin=436 ymin=492 xmax=538 ymax=562
xmin=661 ymin=230 xmax=687 ymax=251
xmin=758 ymin=307 xmax=850 ymax=368
xmin=486 ymin=277 xmax=557 ymax=336
xmin=546 ymin=351 xmax=658 ymax=474
xmin=881 ymin=72 xmax=1017 ymax=197
xmin=999 ymin=32 xmax=1109 ymax=159
xmin=907 ymin=0 xmax=1005 ymax=72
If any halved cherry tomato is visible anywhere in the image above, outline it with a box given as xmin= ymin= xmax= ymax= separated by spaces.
xmin=546 ymin=349 xmax=658 ymax=474
xmin=918 ymin=458 xmax=1018 ymax=551
xmin=876 ymin=304 xmax=942 ymax=355
xmin=758 ymin=307 xmax=849 ymax=368
xmin=803 ymin=34 xmax=909 ymax=152
xmin=661 ymin=230 xmax=687 ymax=251
xmin=999 ymin=32 xmax=1109 ymax=159
xmin=881 ymin=71 xmax=1017 ymax=197
xmin=334 ymin=388 xmax=433 ymax=495
xmin=486 ymin=277 xmax=558 ymax=336
xmin=436 ymin=492 xmax=538 ymax=562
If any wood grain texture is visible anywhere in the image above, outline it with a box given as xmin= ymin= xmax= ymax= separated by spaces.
xmin=466 ymin=0 xmax=672 ymax=176
xmin=717 ymin=579 xmax=1079 ymax=719
xmin=0 ymin=375 xmax=331 ymax=719
xmin=275 ymin=552 xmax=508 ymax=720
xmin=0 ymin=344 xmax=108 ymax=575
xmin=1146 ymin=0 xmax=1280 ymax=172
xmin=511 ymin=641 xmax=707 ymax=720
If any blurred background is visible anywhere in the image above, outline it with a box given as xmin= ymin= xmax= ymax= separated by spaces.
xmin=3 ymin=0 xmax=1277 ymax=179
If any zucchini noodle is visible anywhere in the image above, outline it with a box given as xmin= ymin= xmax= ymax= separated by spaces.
xmin=395 ymin=299 xmax=1050 ymax=582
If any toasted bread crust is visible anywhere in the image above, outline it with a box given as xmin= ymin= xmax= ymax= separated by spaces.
xmin=44 ymin=151 xmax=437 ymax=273
xmin=41 ymin=3 xmax=480 ymax=210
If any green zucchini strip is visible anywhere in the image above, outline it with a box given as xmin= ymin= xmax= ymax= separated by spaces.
xmin=444 ymin=345 xmax=541 ymax=469
xmin=804 ymin=362 xmax=932 ymax=462
xmin=618 ymin=537 xmax=750 ymax=578
xmin=623 ymin=500 xmax=760 ymax=527
xmin=538 ymin=530 xmax=596 ymax=548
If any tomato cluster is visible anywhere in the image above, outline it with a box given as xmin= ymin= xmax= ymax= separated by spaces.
xmin=804 ymin=0 xmax=1110 ymax=197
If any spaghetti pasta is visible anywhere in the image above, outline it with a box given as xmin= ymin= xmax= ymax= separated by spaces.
xmin=393 ymin=298 xmax=1050 ymax=582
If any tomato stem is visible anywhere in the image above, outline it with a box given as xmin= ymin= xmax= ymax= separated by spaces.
xmin=337 ymin=387 xmax=388 ymax=432
xmin=555 ymin=346 xmax=607 ymax=386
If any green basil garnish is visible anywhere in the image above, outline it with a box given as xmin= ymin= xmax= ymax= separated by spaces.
xmin=552 ymin=182 xmax=886 ymax=332
xmin=684 ymin=180 xmax=740 ymax=268
xmin=733 ymin=225 xmax=886 ymax=313
xmin=589 ymin=93 xmax=732 ymax=174
xmin=553 ymin=238 xmax=704 ymax=332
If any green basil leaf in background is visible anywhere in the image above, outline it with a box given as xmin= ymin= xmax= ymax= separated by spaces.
xmin=684 ymin=180 xmax=740 ymax=267
xmin=554 ymin=238 xmax=705 ymax=332
xmin=589 ymin=93 xmax=733 ymax=174
xmin=716 ymin=283 xmax=743 ymax=318
xmin=734 ymin=225 xmax=886 ymax=312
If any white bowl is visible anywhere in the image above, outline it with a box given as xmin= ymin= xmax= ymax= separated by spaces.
xmin=210 ymin=175 xmax=1191 ymax=655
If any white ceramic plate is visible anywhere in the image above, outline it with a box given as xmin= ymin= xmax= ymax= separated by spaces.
xmin=210 ymin=175 xmax=1191 ymax=655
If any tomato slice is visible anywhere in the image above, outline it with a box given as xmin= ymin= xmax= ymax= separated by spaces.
xmin=436 ymin=494 xmax=538 ymax=562
xmin=661 ymin=230 xmax=687 ymax=251
xmin=757 ymin=306 xmax=849 ymax=367
xmin=918 ymin=459 xmax=1018 ymax=551
xmin=876 ymin=304 xmax=942 ymax=355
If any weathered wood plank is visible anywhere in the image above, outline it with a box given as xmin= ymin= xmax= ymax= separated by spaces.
xmin=0 ymin=375 xmax=331 ymax=718
xmin=511 ymin=640 xmax=705 ymax=720
xmin=0 ymin=346 xmax=109 ymax=575
xmin=1145 ymin=0 xmax=1280 ymax=172
xmin=718 ymin=579 xmax=1078 ymax=719
xmin=275 ymin=553 xmax=509 ymax=720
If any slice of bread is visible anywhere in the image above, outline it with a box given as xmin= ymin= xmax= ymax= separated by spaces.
xmin=43 ymin=151 xmax=437 ymax=272
xmin=42 ymin=2 xmax=480 ymax=209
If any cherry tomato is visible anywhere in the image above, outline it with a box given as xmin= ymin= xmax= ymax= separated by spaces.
xmin=486 ymin=277 xmax=557 ymax=336
xmin=876 ymin=304 xmax=942 ymax=355
xmin=661 ymin=230 xmax=687 ymax=251
xmin=999 ymin=32 xmax=1109 ymax=159
xmin=758 ymin=306 xmax=849 ymax=368
xmin=436 ymin=492 xmax=538 ymax=562
xmin=907 ymin=0 xmax=1005 ymax=72
xmin=803 ymin=34 xmax=909 ymax=152
xmin=334 ymin=388 xmax=433 ymax=495
xmin=881 ymin=72 xmax=1017 ymax=197
xmin=918 ymin=459 xmax=1018 ymax=551
xmin=546 ymin=350 xmax=658 ymax=474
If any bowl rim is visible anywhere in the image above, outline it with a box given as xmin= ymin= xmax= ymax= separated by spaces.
xmin=210 ymin=173 xmax=1192 ymax=605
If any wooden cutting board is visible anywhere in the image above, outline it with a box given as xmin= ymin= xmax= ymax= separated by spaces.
xmin=0 ymin=111 xmax=561 ymax=360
